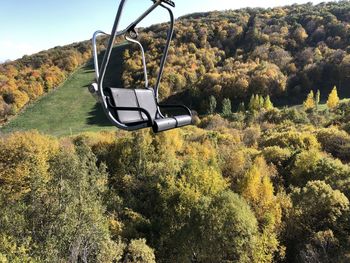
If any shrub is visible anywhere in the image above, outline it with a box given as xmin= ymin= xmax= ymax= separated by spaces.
xmin=262 ymin=146 xmax=292 ymax=165
xmin=199 ymin=114 xmax=230 ymax=130
xmin=123 ymin=239 xmax=156 ymax=263
xmin=316 ymin=127 xmax=350 ymax=161
xmin=243 ymin=126 xmax=261 ymax=147
xmin=261 ymin=127 xmax=320 ymax=151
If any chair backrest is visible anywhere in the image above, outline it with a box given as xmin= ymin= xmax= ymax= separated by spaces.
xmin=108 ymin=87 xmax=158 ymax=124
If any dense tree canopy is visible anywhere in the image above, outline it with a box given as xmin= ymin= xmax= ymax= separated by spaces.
xmin=1 ymin=95 xmax=350 ymax=262
xmin=120 ymin=1 xmax=350 ymax=113
xmin=1 ymin=1 xmax=350 ymax=262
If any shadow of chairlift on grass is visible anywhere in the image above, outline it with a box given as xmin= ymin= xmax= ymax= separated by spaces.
xmin=86 ymin=101 xmax=114 ymax=127
xmin=83 ymin=44 xmax=129 ymax=127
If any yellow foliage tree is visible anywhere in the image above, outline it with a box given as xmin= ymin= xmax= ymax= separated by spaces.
xmin=293 ymin=26 xmax=308 ymax=43
xmin=21 ymin=82 xmax=44 ymax=99
xmin=241 ymin=157 xmax=280 ymax=221
xmin=239 ymin=156 xmax=283 ymax=262
xmin=43 ymin=66 xmax=66 ymax=90
xmin=303 ymin=90 xmax=315 ymax=110
xmin=12 ymin=90 xmax=30 ymax=111
xmin=327 ymin=86 xmax=339 ymax=109
xmin=0 ymin=131 xmax=59 ymax=200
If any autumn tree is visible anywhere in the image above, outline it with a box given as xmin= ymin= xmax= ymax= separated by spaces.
xmin=293 ymin=26 xmax=308 ymax=43
xmin=263 ymin=95 xmax=274 ymax=110
xmin=285 ymin=180 xmax=349 ymax=261
xmin=235 ymin=156 xmax=283 ymax=261
xmin=0 ymin=133 xmax=125 ymax=262
xmin=299 ymin=230 xmax=343 ymax=263
xmin=38 ymin=138 xmax=116 ymax=262
xmin=327 ymin=86 xmax=339 ymax=109
xmin=304 ymin=90 xmax=315 ymax=110
xmin=0 ymin=131 xmax=59 ymax=199
xmin=123 ymin=239 xmax=156 ymax=263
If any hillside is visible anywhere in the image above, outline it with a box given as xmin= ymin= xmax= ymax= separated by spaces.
xmin=0 ymin=40 xmax=94 ymax=124
xmin=1 ymin=1 xmax=350 ymax=126
xmin=0 ymin=65 xmax=111 ymax=136
xmin=0 ymin=46 xmax=129 ymax=136
xmin=122 ymin=1 xmax=350 ymax=112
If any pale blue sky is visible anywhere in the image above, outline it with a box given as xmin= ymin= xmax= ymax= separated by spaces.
xmin=0 ymin=0 xmax=334 ymax=62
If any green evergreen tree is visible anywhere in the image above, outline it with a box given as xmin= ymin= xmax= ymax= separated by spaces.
xmin=259 ymin=95 xmax=264 ymax=109
xmin=249 ymin=94 xmax=260 ymax=112
xmin=221 ymin=98 xmax=232 ymax=117
xmin=208 ymin=95 xmax=217 ymax=115
xmin=263 ymin=95 xmax=274 ymax=110
xmin=255 ymin=95 xmax=261 ymax=110
xmin=248 ymin=95 xmax=255 ymax=111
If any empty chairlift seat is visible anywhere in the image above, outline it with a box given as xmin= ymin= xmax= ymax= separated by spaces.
xmin=106 ymin=87 xmax=192 ymax=133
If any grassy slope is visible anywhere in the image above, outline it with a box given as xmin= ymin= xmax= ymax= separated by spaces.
xmin=0 ymin=46 xmax=128 ymax=137
xmin=1 ymin=65 xmax=113 ymax=136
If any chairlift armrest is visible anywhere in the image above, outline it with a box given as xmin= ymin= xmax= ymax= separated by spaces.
xmin=158 ymin=104 xmax=192 ymax=116
xmin=106 ymin=97 xmax=153 ymax=125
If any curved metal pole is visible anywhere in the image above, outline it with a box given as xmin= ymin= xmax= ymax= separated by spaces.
xmin=125 ymin=36 xmax=149 ymax=88
xmin=92 ymin=30 xmax=108 ymax=80
xmin=98 ymin=0 xmax=127 ymax=88
xmin=154 ymin=3 xmax=174 ymax=102
xmin=96 ymin=0 xmax=130 ymax=130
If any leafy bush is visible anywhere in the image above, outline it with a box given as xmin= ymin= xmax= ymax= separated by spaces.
xmin=260 ymin=127 xmax=320 ymax=151
xmin=316 ymin=127 xmax=350 ymax=161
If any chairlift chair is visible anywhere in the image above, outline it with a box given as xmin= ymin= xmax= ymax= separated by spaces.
xmin=89 ymin=0 xmax=193 ymax=133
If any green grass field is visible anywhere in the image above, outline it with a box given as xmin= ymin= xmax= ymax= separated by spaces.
xmin=0 ymin=46 xmax=128 ymax=137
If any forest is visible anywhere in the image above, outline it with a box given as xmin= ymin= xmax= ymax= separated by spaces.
xmin=122 ymin=0 xmax=350 ymax=112
xmin=1 ymin=1 xmax=350 ymax=262
xmin=1 ymin=98 xmax=350 ymax=262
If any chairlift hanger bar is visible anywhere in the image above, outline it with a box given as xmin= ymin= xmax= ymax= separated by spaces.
xmin=125 ymin=35 xmax=149 ymax=88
